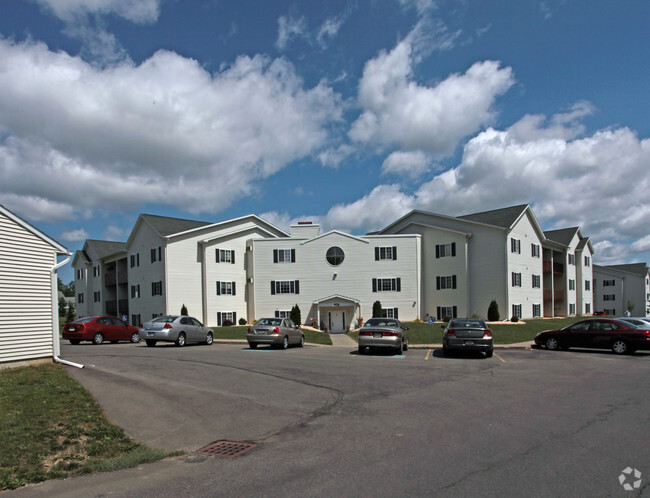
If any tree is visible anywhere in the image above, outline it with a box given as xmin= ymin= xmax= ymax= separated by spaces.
xmin=58 ymin=277 xmax=75 ymax=297
xmin=65 ymin=303 xmax=75 ymax=323
xmin=372 ymin=300 xmax=383 ymax=318
xmin=58 ymin=297 xmax=67 ymax=316
xmin=488 ymin=300 xmax=500 ymax=321
xmin=180 ymin=304 xmax=188 ymax=316
xmin=290 ymin=304 xmax=301 ymax=325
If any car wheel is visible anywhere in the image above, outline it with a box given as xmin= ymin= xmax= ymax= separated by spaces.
xmin=611 ymin=339 xmax=628 ymax=355
xmin=205 ymin=332 xmax=213 ymax=345
xmin=176 ymin=333 xmax=186 ymax=347
xmin=281 ymin=336 xmax=289 ymax=350
xmin=545 ymin=337 xmax=560 ymax=351
xmin=69 ymin=339 xmax=80 ymax=345
xmin=299 ymin=335 xmax=305 ymax=347
xmin=248 ymin=342 xmax=258 ymax=349
xmin=146 ymin=339 xmax=157 ymax=347
xmin=404 ymin=338 xmax=409 ymax=351
xmin=131 ymin=332 xmax=140 ymax=343
xmin=92 ymin=332 xmax=104 ymax=345
xmin=358 ymin=345 xmax=365 ymax=355
xmin=396 ymin=340 xmax=404 ymax=354
xmin=485 ymin=349 xmax=493 ymax=358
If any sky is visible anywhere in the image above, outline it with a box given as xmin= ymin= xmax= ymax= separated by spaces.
xmin=0 ymin=0 xmax=648 ymax=284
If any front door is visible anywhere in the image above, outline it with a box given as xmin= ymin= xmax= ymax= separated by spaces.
xmin=329 ymin=311 xmax=345 ymax=333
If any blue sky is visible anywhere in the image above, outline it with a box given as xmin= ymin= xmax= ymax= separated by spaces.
xmin=1 ymin=0 xmax=648 ymax=284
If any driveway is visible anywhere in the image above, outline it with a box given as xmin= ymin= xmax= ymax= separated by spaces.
xmin=11 ymin=343 xmax=650 ymax=497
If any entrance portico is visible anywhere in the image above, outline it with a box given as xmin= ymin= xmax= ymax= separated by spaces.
xmin=311 ymin=295 xmax=361 ymax=333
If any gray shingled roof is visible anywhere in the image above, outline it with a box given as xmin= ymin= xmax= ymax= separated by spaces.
xmin=602 ymin=263 xmax=649 ymax=276
xmin=544 ymin=227 xmax=579 ymax=246
xmin=458 ymin=204 xmax=528 ymax=229
xmin=85 ymin=240 xmax=126 ymax=259
xmin=141 ymin=213 xmax=212 ymax=237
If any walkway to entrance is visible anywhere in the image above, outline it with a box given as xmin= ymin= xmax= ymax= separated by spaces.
xmin=328 ymin=333 xmax=357 ymax=348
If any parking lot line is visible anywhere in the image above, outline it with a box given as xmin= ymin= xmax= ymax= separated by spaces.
xmin=425 ymin=349 xmax=432 ymax=361
xmin=494 ymin=352 xmax=506 ymax=363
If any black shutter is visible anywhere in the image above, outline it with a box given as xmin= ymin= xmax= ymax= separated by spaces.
xmin=436 ymin=276 xmax=441 ymax=290
xmin=436 ymin=245 xmax=440 ymax=258
xmin=453 ymin=306 xmax=457 ymax=318
xmin=233 ymin=312 xmax=237 ymax=324
xmin=393 ymin=246 xmax=397 ymax=260
xmin=451 ymin=243 xmax=456 ymax=257
xmin=216 ymin=281 xmax=221 ymax=295
xmin=294 ymin=280 xmax=299 ymax=294
xmin=216 ymin=249 xmax=220 ymax=263
xmin=271 ymin=281 xmax=276 ymax=295
xmin=232 ymin=282 xmax=236 ymax=296
xmin=217 ymin=312 xmax=222 ymax=326
xmin=396 ymin=278 xmax=401 ymax=292
xmin=372 ymin=278 xmax=377 ymax=292
xmin=275 ymin=310 xmax=280 ymax=317
xmin=452 ymin=275 xmax=457 ymax=289
xmin=291 ymin=249 xmax=296 ymax=262
xmin=273 ymin=249 xmax=278 ymax=263
xmin=394 ymin=308 xmax=399 ymax=319
xmin=437 ymin=306 xmax=441 ymax=320
xmin=375 ymin=247 xmax=380 ymax=261
xmin=231 ymin=250 xmax=235 ymax=264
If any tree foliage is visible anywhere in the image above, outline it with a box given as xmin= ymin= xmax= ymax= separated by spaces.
xmin=488 ymin=300 xmax=500 ymax=321
xmin=372 ymin=300 xmax=383 ymax=318
xmin=290 ymin=304 xmax=301 ymax=325
xmin=180 ymin=304 xmax=188 ymax=316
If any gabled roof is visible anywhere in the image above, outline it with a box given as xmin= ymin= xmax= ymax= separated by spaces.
xmin=140 ymin=213 xmax=213 ymax=237
xmin=544 ymin=227 xmax=580 ymax=246
xmin=600 ymin=263 xmax=649 ymax=277
xmin=0 ymin=204 xmax=69 ymax=254
xmin=84 ymin=239 xmax=126 ymax=260
xmin=302 ymin=230 xmax=369 ymax=245
xmin=458 ymin=204 xmax=530 ymax=229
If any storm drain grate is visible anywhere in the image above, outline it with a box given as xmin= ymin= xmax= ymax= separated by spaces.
xmin=195 ymin=441 xmax=257 ymax=458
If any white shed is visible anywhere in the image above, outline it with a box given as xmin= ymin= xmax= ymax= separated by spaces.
xmin=0 ymin=204 xmax=72 ymax=367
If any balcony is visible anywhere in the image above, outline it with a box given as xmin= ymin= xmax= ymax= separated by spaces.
xmin=542 ymin=260 xmax=565 ymax=275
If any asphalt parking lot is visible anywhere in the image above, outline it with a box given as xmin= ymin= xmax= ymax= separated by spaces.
xmin=11 ymin=342 xmax=650 ymax=497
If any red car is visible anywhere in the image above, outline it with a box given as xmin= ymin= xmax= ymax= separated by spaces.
xmin=62 ymin=316 xmax=140 ymax=345
xmin=534 ymin=318 xmax=650 ymax=355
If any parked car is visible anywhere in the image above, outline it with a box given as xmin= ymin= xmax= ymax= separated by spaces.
xmin=442 ymin=318 xmax=493 ymax=357
xmin=593 ymin=311 xmax=608 ymax=316
xmin=622 ymin=317 xmax=650 ymax=327
xmin=534 ymin=318 xmax=650 ymax=355
xmin=140 ymin=315 xmax=213 ymax=347
xmin=246 ymin=317 xmax=304 ymax=349
xmin=62 ymin=316 xmax=140 ymax=345
xmin=357 ymin=318 xmax=409 ymax=354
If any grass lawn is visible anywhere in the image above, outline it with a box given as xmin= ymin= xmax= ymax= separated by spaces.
xmin=211 ymin=325 xmax=332 ymax=345
xmin=0 ymin=364 xmax=172 ymax=491
xmin=349 ymin=317 xmax=585 ymax=345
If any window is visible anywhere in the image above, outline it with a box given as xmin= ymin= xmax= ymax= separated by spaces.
xmin=216 ymin=248 xmax=235 ymax=264
xmin=131 ymin=314 xmax=141 ymax=327
xmin=436 ymin=306 xmax=457 ymax=320
xmin=511 ymin=272 xmax=522 ymax=287
xmin=77 ymin=293 xmax=84 ymax=304
xmin=270 ymin=280 xmax=300 ymax=295
xmin=531 ymin=243 xmax=540 ymax=258
xmin=436 ymin=275 xmax=457 ymax=290
xmin=532 ymin=304 xmax=541 ymax=318
xmin=76 ymin=269 xmax=83 ymax=280
xmin=569 ymin=279 xmax=575 ymax=291
xmin=584 ymin=256 xmax=590 ymax=267
xmin=436 ymin=243 xmax=456 ymax=258
xmin=604 ymin=308 xmax=616 ymax=315
xmin=275 ymin=310 xmax=291 ymax=318
xmin=569 ymin=303 xmax=576 ymax=315
xmin=375 ymin=246 xmax=397 ymax=261
xmin=512 ymin=304 xmax=522 ymax=319
xmin=93 ymin=265 xmax=100 ymax=277
xmin=585 ymin=280 xmax=591 ymax=291
xmin=152 ymin=281 xmax=163 ymax=296
xmin=532 ymin=274 xmax=541 ymax=288
xmin=130 ymin=284 xmax=140 ymax=298
xmin=216 ymin=281 xmax=236 ymax=296
xmin=217 ymin=311 xmax=237 ymax=326
xmin=130 ymin=253 xmax=140 ymax=268
xmin=568 ymin=254 xmax=575 ymax=265
xmin=372 ymin=278 xmax=401 ymax=292
xmin=511 ymin=238 xmax=521 ymax=254
xmin=151 ymin=246 xmax=162 ymax=263
xmin=603 ymin=279 xmax=615 ymax=287
xmin=382 ymin=308 xmax=399 ymax=319
xmin=93 ymin=291 xmax=100 ymax=303
xmin=273 ymin=249 xmax=295 ymax=263
xmin=603 ymin=294 xmax=615 ymax=301
xmin=326 ymin=246 xmax=345 ymax=266
xmin=585 ymin=303 xmax=591 ymax=314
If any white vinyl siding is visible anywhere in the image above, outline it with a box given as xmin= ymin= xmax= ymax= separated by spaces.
xmin=0 ymin=211 xmax=63 ymax=364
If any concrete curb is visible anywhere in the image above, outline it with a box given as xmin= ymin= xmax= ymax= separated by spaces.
xmin=213 ymin=339 xmax=535 ymax=349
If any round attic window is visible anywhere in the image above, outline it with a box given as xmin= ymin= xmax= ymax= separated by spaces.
xmin=326 ymin=246 xmax=345 ymax=266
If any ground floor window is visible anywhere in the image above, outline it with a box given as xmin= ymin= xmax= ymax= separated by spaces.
xmin=275 ymin=310 xmax=291 ymax=318
xmin=217 ymin=311 xmax=237 ymax=326
xmin=131 ymin=314 xmax=141 ymax=327
xmin=382 ymin=307 xmax=399 ymax=319
xmin=512 ymin=304 xmax=522 ymax=319
xmin=93 ymin=291 xmax=100 ymax=303
xmin=569 ymin=303 xmax=576 ymax=315
xmin=604 ymin=308 xmax=616 ymax=315
xmin=436 ymin=306 xmax=457 ymax=321
xmin=532 ymin=303 xmax=541 ymax=318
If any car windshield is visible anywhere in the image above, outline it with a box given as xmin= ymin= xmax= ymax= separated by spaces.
xmin=152 ymin=316 xmax=177 ymax=323
xmin=257 ymin=318 xmax=281 ymax=326
xmin=364 ymin=319 xmax=398 ymax=327
xmin=449 ymin=319 xmax=486 ymax=328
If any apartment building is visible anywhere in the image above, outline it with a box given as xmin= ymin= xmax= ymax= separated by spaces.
xmin=593 ymin=263 xmax=650 ymax=316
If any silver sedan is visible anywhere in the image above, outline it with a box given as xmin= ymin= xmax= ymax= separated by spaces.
xmin=357 ymin=318 xmax=409 ymax=354
xmin=141 ymin=315 xmax=213 ymax=347
xmin=246 ymin=317 xmax=304 ymax=349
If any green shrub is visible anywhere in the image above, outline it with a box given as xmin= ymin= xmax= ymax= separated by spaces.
xmin=488 ymin=300 xmax=500 ymax=321
xmin=372 ymin=300 xmax=382 ymax=318
xmin=180 ymin=304 xmax=188 ymax=316
xmin=238 ymin=317 xmax=247 ymax=325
